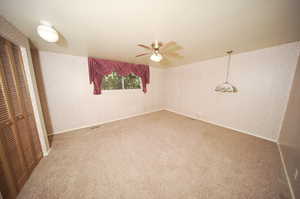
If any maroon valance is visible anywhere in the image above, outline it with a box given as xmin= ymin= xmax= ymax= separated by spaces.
xmin=88 ymin=57 xmax=150 ymax=94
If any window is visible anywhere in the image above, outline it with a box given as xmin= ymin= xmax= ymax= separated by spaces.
xmin=101 ymin=72 xmax=122 ymax=90
xmin=123 ymin=73 xmax=141 ymax=89
xmin=101 ymin=72 xmax=141 ymax=90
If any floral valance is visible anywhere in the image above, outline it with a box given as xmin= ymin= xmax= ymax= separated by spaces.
xmin=88 ymin=57 xmax=150 ymax=94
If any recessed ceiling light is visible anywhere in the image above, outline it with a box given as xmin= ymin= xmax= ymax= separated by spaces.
xmin=37 ymin=21 xmax=59 ymax=43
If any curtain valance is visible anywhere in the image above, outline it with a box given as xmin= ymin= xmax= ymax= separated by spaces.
xmin=88 ymin=57 xmax=150 ymax=94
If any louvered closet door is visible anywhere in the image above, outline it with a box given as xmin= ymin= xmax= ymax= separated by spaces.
xmin=0 ymin=85 xmax=18 ymax=198
xmin=0 ymin=39 xmax=28 ymax=190
xmin=0 ymin=161 xmax=10 ymax=198
xmin=13 ymin=45 xmax=42 ymax=162
xmin=0 ymin=40 xmax=37 ymax=174
xmin=0 ymin=153 xmax=17 ymax=199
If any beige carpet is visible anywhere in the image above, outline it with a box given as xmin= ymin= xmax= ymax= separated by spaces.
xmin=18 ymin=111 xmax=291 ymax=199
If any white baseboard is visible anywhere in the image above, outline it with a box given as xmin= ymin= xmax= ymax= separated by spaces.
xmin=277 ymin=144 xmax=296 ymax=199
xmin=164 ymin=108 xmax=277 ymax=143
xmin=52 ymin=107 xmax=277 ymax=143
xmin=50 ymin=108 xmax=164 ymax=135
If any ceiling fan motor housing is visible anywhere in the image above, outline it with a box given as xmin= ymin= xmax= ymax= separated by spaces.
xmin=151 ymin=41 xmax=162 ymax=51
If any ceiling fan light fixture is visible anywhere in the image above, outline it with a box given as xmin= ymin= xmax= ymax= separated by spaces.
xmin=150 ymin=52 xmax=163 ymax=62
xmin=37 ymin=21 xmax=59 ymax=43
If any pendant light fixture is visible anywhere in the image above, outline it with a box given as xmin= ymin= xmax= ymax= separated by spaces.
xmin=215 ymin=50 xmax=237 ymax=93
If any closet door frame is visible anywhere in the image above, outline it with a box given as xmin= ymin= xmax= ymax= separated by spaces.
xmin=0 ymin=16 xmax=50 ymax=157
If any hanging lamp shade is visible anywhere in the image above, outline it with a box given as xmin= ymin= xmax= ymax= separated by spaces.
xmin=215 ymin=50 xmax=237 ymax=93
xmin=215 ymin=81 xmax=237 ymax=93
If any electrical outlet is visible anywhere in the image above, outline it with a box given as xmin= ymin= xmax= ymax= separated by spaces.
xmin=294 ymin=168 xmax=298 ymax=181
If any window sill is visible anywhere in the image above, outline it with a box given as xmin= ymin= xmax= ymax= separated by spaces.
xmin=101 ymin=88 xmax=144 ymax=95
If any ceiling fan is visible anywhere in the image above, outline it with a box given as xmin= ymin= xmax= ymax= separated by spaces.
xmin=136 ymin=40 xmax=182 ymax=63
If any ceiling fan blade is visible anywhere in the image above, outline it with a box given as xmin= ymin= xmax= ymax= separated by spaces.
xmin=161 ymin=41 xmax=176 ymax=51
xmin=138 ymin=44 xmax=152 ymax=50
xmin=160 ymin=57 xmax=172 ymax=66
xmin=161 ymin=46 xmax=183 ymax=53
xmin=163 ymin=51 xmax=184 ymax=59
xmin=136 ymin=53 xmax=150 ymax=57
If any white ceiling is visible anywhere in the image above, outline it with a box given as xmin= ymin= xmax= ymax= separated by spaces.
xmin=1 ymin=0 xmax=300 ymax=67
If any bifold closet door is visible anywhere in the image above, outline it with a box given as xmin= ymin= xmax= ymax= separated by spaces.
xmin=0 ymin=137 xmax=18 ymax=199
xmin=0 ymin=37 xmax=43 ymax=198
xmin=0 ymin=38 xmax=29 ymax=191
xmin=12 ymin=44 xmax=43 ymax=163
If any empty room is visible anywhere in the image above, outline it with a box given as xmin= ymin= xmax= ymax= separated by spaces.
xmin=0 ymin=0 xmax=300 ymax=198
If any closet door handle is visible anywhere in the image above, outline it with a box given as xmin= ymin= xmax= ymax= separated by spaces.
xmin=16 ymin=114 xmax=24 ymax=120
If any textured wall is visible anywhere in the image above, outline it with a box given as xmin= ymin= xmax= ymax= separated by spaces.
xmin=164 ymin=42 xmax=300 ymax=141
xmin=39 ymin=51 xmax=165 ymax=133
xmin=279 ymin=54 xmax=300 ymax=199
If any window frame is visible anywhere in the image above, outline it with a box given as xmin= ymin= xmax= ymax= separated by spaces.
xmin=101 ymin=72 xmax=142 ymax=94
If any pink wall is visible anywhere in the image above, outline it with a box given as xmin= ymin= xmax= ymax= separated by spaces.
xmin=39 ymin=42 xmax=300 ymax=143
xmin=39 ymin=51 xmax=165 ymax=133
xmin=165 ymin=42 xmax=300 ymax=141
